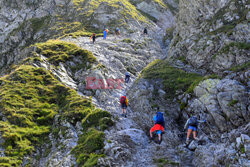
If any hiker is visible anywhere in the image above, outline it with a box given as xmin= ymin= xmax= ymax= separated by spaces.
xmin=150 ymin=108 xmax=165 ymax=144
xmin=125 ymin=72 xmax=130 ymax=83
xmin=143 ymin=27 xmax=148 ymax=35
xmin=90 ymin=33 xmax=96 ymax=44
xmin=103 ymin=29 xmax=108 ymax=39
xmin=115 ymin=27 xmax=120 ymax=36
xmin=120 ymin=95 xmax=128 ymax=117
xmin=184 ymin=115 xmax=206 ymax=145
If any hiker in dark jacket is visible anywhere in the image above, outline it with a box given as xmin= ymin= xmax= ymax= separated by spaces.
xmin=90 ymin=33 xmax=96 ymax=44
xmin=125 ymin=72 xmax=130 ymax=83
xmin=150 ymin=107 xmax=165 ymax=144
xmin=143 ymin=27 xmax=148 ymax=35
xmin=184 ymin=115 xmax=206 ymax=145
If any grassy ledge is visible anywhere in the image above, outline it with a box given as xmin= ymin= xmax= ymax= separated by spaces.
xmin=142 ymin=60 xmax=203 ymax=99
xmin=0 ymin=64 xmax=112 ymax=166
xmin=34 ymin=40 xmax=96 ymax=72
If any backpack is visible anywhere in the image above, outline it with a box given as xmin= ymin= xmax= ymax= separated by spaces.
xmin=155 ymin=112 xmax=164 ymax=126
xmin=120 ymin=96 xmax=126 ymax=104
xmin=188 ymin=116 xmax=198 ymax=126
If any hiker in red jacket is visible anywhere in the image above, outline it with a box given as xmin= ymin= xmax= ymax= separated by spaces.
xmin=120 ymin=95 xmax=128 ymax=117
xmin=150 ymin=107 xmax=165 ymax=144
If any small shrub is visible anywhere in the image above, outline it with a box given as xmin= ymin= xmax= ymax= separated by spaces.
xmin=228 ymin=100 xmax=238 ymax=107
xmin=230 ymin=62 xmax=250 ymax=72
xmin=122 ymin=38 xmax=133 ymax=43
xmin=82 ymin=110 xmax=111 ymax=130
xmin=71 ymin=128 xmax=105 ymax=167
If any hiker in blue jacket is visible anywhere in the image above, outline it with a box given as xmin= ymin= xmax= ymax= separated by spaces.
xmin=103 ymin=29 xmax=108 ymax=39
xmin=184 ymin=115 xmax=206 ymax=145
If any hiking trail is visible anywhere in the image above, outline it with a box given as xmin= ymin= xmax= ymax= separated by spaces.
xmin=61 ymin=32 xmax=195 ymax=167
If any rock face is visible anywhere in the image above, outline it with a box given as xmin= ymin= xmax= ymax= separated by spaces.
xmin=191 ymin=78 xmax=249 ymax=132
xmin=0 ymin=0 xmax=174 ymax=73
xmin=132 ymin=0 xmax=177 ymax=29
xmin=169 ymin=0 xmax=250 ymax=73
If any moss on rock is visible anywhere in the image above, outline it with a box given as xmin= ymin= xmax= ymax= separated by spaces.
xmin=0 ymin=65 xmax=99 ymax=166
xmin=34 ymin=40 xmax=97 ymax=72
xmin=142 ymin=60 xmax=203 ymax=99
xmin=82 ymin=109 xmax=112 ymax=130
xmin=35 ymin=40 xmax=96 ymax=65
xmin=71 ymin=128 xmax=105 ymax=167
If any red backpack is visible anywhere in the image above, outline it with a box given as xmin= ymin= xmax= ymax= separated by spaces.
xmin=120 ymin=96 xmax=126 ymax=104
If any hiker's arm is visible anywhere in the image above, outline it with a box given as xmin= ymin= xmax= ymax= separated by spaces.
xmin=198 ymin=120 xmax=206 ymax=123
xmin=184 ymin=119 xmax=189 ymax=130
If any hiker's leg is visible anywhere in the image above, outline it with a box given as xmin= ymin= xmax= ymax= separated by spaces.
xmin=193 ymin=131 xmax=198 ymax=139
xmin=187 ymin=129 xmax=192 ymax=139
xmin=125 ymin=76 xmax=129 ymax=83
xmin=158 ymin=133 xmax=161 ymax=141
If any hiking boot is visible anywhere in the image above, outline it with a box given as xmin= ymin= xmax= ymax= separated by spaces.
xmin=124 ymin=114 xmax=127 ymax=118
xmin=185 ymin=139 xmax=190 ymax=145
xmin=157 ymin=140 xmax=161 ymax=145
xmin=194 ymin=137 xmax=199 ymax=141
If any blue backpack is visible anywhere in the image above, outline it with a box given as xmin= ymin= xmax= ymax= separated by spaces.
xmin=155 ymin=112 xmax=164 ymax=126
xmin=188 ymin=116 xmax=198 ymax=126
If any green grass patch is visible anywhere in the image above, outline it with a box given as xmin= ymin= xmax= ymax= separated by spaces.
xmin=153 ymin=0 xmax=167 ymax=8
xmin=219 ymin=42 xmax=250 ymax=54
xmin=209 ymin=24 xmax=235 ymax=35
xmin=34 ymin=40 xmax=96 ymax=71
xmin=186 ymin=74 xmax=221 ymax=94
xmin=153 ymin=158 xmax=180 ymax=167
xmin=0 ymin=65 xmax=98 ymax=166
xmin=180 ymin=102 xmax=187 ymax=111
xmin=229 ymin=62 xmax=250 ymax=72
xmin=82 ymin=109 xmax=112 ymax=130
xmin=122 ymin=38 xmax=133 ymax=43
xmin=71 ymin=128 xmax=105 ymax=167
xmin=30 ymin=16 xmax=51 ymax=33
xmin=177 ymin=56 xmax=188 ymax=64
xmin=142 ymin=60 xmax=203 ymax=99
xmin=228 ymin=100 xmax=239 ymax=107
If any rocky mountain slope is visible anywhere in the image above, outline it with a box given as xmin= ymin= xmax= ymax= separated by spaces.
xmin=169 ymin=0 xmax=249 ymax=73
xmin=0 ymin=0 xmax=249 ymax=167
